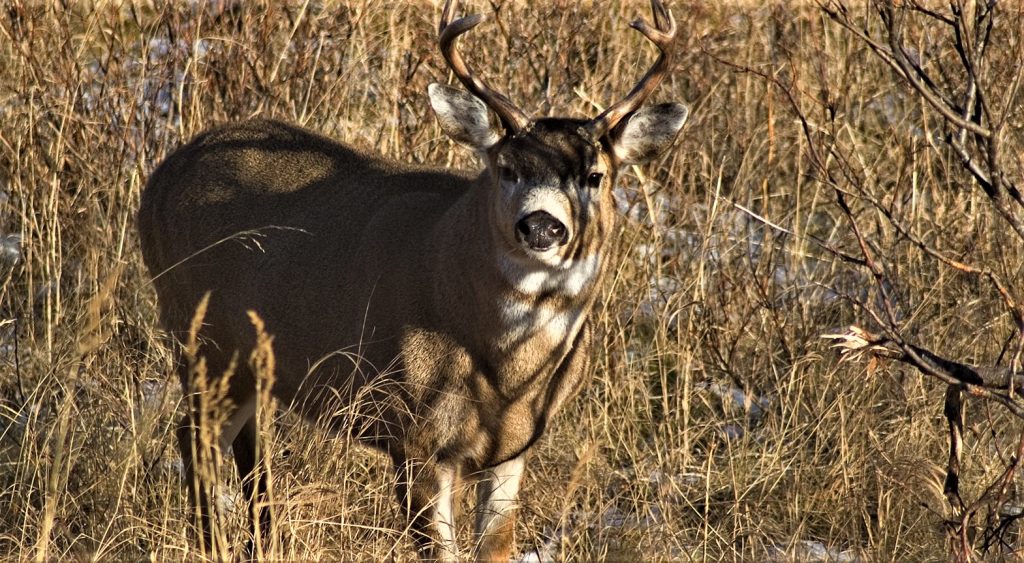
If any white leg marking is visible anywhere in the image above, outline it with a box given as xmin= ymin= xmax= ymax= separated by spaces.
xmin=434 ymin=465 xmax=458 ymax=560
xmin=476 ymin=456 xmax=526 ymax=540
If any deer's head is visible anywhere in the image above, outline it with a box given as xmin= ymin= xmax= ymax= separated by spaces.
xmin=429 ymin=0 xmax=688 ymax=270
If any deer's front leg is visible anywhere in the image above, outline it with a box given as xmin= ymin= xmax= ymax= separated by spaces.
xmin=394 ymin=458 xmax=458 ymax=561
xmin=474 ymin=455 xmax=526 ymax=562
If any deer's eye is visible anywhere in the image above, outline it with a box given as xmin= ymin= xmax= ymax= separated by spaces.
xmin=586 ymin=172 xmax=604 ymax=188
xmin=498 ymin=165 xmax=518 ymax=183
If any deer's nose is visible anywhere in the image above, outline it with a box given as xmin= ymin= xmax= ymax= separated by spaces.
xmin=515 ymin=211 xmax=568 ymax=251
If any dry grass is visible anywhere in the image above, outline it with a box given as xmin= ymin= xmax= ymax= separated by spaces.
xmin=1 ymin=1 xmax=1022 ymax=560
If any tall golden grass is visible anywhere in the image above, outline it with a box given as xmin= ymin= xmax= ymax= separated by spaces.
xmin=1 ymin=1 xmax=1022 ymax=560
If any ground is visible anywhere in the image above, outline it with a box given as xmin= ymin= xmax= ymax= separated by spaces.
xmin=1 ymin=1 xmax=1022 ymax=560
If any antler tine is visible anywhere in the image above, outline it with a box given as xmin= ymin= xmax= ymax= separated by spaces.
xmin=438 ymin=0 xmax=531 ymax=135
xmin=586 ymin=0 xmax=677 ymax=139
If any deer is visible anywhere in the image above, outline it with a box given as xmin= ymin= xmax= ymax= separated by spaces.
xmin=137 ymin=0 xmax=687 ymax=560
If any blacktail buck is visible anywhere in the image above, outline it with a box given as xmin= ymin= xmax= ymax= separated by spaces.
xmin=138 ymin=0 xmax=688 ymax=560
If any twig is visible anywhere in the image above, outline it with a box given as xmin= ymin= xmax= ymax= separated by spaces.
xmin=823 ymin=326 xmax=1024 ymax=418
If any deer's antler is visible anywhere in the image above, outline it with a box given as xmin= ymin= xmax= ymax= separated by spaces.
xmin=586 ymin=0 xmax=677 ymax=139
xmin=439 ymin=1 xmax=531 ymax=135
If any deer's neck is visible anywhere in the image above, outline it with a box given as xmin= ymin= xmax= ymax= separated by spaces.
xmin=432 ymin=175 xmax=606 ymax=386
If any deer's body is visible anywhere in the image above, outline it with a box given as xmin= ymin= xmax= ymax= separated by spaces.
xmin=140 ymin=118 xmax=598 ymax=466
xmin=140 ymin=1 xmax=687 ymax=560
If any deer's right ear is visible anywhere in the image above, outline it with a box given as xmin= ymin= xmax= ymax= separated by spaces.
xmin=429 ymin=83 xmax=502 ymax=151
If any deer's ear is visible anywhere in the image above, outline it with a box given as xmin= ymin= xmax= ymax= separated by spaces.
xmin=609 ymin=103 xmax=688 ymax=165
xmin=429 ymin=83 xmax=502 ymax=151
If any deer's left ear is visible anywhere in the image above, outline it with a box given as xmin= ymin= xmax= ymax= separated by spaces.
xmin=429 ymin=83 xmax=502 ymax=151
xmin=609 ymin=103 xmax=688 ymax=165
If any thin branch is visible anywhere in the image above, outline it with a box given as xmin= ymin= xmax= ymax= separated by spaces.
xmin=823 ymin=326 xmax=1024 ymax=418
xmin=847 ymin=179 xmax=1024 ymax=332
xmin=723 ymin=196 xmax=868 ymax=268
xmin=943 ymin=384 xmax=966 ymax=520
xmin=879 ymin=2 xmax=992 ymax=138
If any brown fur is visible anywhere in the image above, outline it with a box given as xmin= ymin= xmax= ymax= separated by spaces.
xmin=139 ymin=5 xmax=686 ymax=560
xmin=140 ymin=119 xmax=611 ymax=558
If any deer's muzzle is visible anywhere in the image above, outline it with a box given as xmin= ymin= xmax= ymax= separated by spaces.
xmin=515 ymin=211 xmax=568 ymax=251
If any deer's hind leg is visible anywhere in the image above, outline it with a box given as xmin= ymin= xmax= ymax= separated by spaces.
xmin=231 ymin=411 xmax=274 ymax=555
xmin=176 ymin=350 xmax=259 ymax=558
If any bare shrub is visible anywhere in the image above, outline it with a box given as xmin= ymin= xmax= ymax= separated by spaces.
xmin=2 ymin=1 xmax=1022 ymax=560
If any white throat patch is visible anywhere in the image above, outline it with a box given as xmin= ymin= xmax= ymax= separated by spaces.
xmin=498 ymin=253 xmax=601 ymax=298
xmin=499 ymin=300 xmax=584 ymax=344
xmin=495 ymin=254 xmax=600 ymax=345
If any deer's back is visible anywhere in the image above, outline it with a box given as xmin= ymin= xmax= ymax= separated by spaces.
xmin=138 ymin=119 xmax=475 ymax=405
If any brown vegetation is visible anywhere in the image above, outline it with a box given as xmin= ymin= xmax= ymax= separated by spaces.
xmin=1 ymin=1 xmax=1022 ymax=560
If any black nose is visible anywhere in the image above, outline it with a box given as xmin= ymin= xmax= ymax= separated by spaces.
xmin=515 ymin=211 xmax=568 ymax=250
